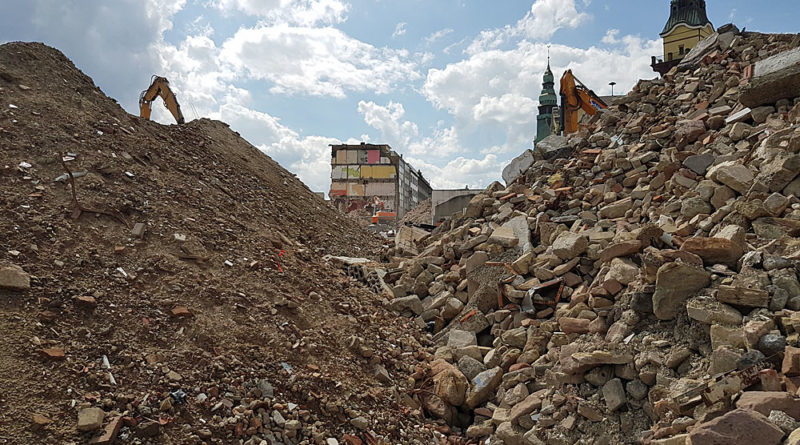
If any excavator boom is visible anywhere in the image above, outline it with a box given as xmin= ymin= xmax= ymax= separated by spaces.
xmin=139 ymin=76 xmax=185 ymax=124
xmin=559 ymin=70 xmax=607 ymax=135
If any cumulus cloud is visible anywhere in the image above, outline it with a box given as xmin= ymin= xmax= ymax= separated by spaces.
xmin=220 ymin=24 xmax=420 ymax=97
xmin=405 ymin=154 xmax=504 ymax=189
xmin=423 ymin=36 xmax=660 ymax=154
xmin=213 ymin=0 xmax=350 ymax=25
xmin=0 ymin=0 xmax=187 ymax=113
xmin=357 ymin=101 xmax=419 ymax=149
xmin=466 ymin=0 xmax=589 ymax=54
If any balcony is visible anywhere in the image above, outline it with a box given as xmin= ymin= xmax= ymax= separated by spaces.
xmin=651 ymin=54 xmax=681 ymax=77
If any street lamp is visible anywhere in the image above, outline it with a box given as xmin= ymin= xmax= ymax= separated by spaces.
xmin=609 ymin=81 xmax=617 ymax=96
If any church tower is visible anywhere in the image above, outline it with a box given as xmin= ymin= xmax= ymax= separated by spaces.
xmin=651 ymin=0 xmax=714 ymax=75
xmin=535 ymin=59 xmax=559 ymax=144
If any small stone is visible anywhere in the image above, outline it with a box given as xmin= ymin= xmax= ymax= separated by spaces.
xmin=77 ymin=407 xmax=105 ymax=432
xmin=0 ymin=263 xmax=31 ymax=291
xmin=552 ymin=232 xmax=588 ymax=260
xmin=170 ymin=306 xmax=192 ymax=318
xmin=465 ymin=367 xmax=503 ymax=409
xmin=768 ymin=410 xmax=799 ymax=433
xmin=41 ymin=348 xmax=65 ymax=360
xmin=652 ymin=262 xmax=710 ymax=320
xmin=350 ymin=416 xmax=369 ymax=430
xmin=602 ymin=378 xmax=627 ymax=412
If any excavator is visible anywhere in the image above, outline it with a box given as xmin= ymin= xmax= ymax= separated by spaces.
xmin=559 ymin=69 xmax=607 ymax=135
xmin=139 ymin=75 xmax=185 ymax=124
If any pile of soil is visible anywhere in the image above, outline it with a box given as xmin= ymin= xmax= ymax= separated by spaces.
xmin=0 ymin=42 xmax=439 ymax=444
xmin=399 ymin=199 xmax=432 ymax=227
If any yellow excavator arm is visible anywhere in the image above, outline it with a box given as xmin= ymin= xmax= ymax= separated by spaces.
xmin=559 ymin=69 xmax=607 ymax=135
xmin=139 ymin=76 xmax=185 ymax=124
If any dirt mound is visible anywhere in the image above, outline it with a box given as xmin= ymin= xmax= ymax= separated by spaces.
xmin=0 ymin=42 xmax=438 ymax=444
xmin=399 ymin=199 xmax=432 ymax=226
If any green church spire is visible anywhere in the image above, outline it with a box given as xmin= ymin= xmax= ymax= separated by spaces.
xmin=535 ymin=49 xmax=558 ymax=144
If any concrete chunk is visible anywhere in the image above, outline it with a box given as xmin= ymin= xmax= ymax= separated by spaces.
xmin=740 ymin=46 xmax=800 ymax=108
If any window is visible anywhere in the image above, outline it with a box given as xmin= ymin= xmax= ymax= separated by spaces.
xmin=679 ymin=45 xmax=685 ymax=55
xmin=668 ymin=52 xmax=673 ymax=61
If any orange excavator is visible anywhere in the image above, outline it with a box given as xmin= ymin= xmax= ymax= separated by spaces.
xmin=559 ymin=70 xmax=607 ymax=135
xmin=139 ymin=75 xmax=185 ymax=124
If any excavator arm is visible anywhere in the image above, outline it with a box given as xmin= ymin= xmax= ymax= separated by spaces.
xmin=559 ymin=70 xmax=607 ymax=135
xmin=139 ymin=76 xmax=185 ymax=124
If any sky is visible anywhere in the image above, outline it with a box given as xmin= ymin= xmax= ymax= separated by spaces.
xmin=0 ymin=1 xmax=796 ymax=195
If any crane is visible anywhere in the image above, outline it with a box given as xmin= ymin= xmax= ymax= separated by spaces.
xmin=559 ymin=70 xmax=607 ymax=135
xmin=139 ymin=76 xmax=185 ymax=124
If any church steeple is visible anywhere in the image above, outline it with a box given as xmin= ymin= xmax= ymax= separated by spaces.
xmin=535 ymin=51 xmax=559 ymax=144
xmin=651 ymin=0 xmax=714 ymax=76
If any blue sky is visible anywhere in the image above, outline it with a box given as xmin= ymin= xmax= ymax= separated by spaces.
xmin=0 ymin=0 xmax=796 ymax=194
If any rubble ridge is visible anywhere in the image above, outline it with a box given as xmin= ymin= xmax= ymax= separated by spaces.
xmin=386 ymin=29 xmax=800 ymax=444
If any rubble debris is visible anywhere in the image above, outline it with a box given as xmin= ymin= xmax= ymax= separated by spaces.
xmin=381 ymin=29 xmax=800 ymax=445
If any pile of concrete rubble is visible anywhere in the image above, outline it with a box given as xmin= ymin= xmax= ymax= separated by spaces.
xmin=386 ymin=28 xmax=800 ymax=444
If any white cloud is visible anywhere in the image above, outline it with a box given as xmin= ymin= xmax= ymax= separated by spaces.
xmin=426 ymin=28 xmax=454 ymax=45
xmin=393 ymin=22 xmax=407 ymax=38
xmin=220 ymin=24 xmax=420 ymax=97
xmin=423 ymin=36 xmax=660 ymax=154
xmin=357 ymin=101 xmax=419 ymax=149
xmin=466 ymin=0 xmax=590 ymax=54
xmin=405 ymin=154 xmax=504 ymax=189
xmin=213 ymin=0 xmax=349 ymax=25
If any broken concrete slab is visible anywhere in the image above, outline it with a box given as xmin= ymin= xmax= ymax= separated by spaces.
xmin=740 ymin=46 xmax=800 ymax=108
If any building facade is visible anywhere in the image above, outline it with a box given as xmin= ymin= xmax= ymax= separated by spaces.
xmin=329 ymin=143 xmax=432 ymax=224
xmin=535 ymin=61 xmax=559 ymax=144
xmin=652 ymin=0 xmax=714 ymax=76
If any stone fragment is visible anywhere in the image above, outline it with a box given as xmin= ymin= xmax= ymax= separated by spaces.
xmin=652 ymin=262 xmax=711 ymax=320
xmin=0 ymin=263 xmax=31 ymax=290
xmin=606 ymin=257 xmax=639 ymax=285
xmin=495 ymin=422 xmax=525 ymax=445
xmin=707 ymin=161 xmax=755 ymax=194
xmin=736 ymin=392 xmax=800 ymax=420
xmin=89 ymin=415 xmax=122 ymax=445
xmin=457 ymin=356 xmax=486 ymax=381
xmin=535 ymin=135 xmax=571 ymax=161
xmin=687 ymin=409 xmax=783 ymax=445
xmin=558 ymin=317 xmax=590 ymax=334
xmin=679 ymin=237 xmax=743 ymax=266
xmin=390 ymin=295 xmax=423 ymax=315
xmin=466 ymin=367 xmax=503 ymax=409
xmin=599 ymin=198 xmax=633 ymax=219
xmin=681 ymin=197 xmax=712 ymax=218
xmin=740 ymin=46 xmax=800 ymax=107
xmin=717 ymin=285 xmax=770 ymax=308
xmin=683 ymin=153 xmax=715 ymax=176
xmin=767 ymin=410 xmax=799 ymax=434
xmin=598 ymin=240 xmax=642 ymax=263
xmin=77 ymin=407 xmax=105 ymax=432
xmin=675 ymin=119 xmax=706 ymax=143
xmin=686 ymin=297 xmax=742 ymax=325
xmin=448 ymin=330 xmax=478 ymax=348
xmin=552 ymin=232 xmax=588 ymax=260
xmin=602 ymin=378 xmax=626 ymax=412
xmin=758 ymin=152 xmax=800 ymax=192
xmin=783 ymin=347 xmax=800 ymax=377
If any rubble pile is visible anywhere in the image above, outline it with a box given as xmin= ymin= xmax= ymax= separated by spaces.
xmin=0 ymin=42 xmax=444 ymax=444
xmin=386 ymin=29 xmax=800 ymax=444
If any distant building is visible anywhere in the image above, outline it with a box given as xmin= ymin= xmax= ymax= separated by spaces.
xmin=329 ymin=143 xmax=432 ymax=224
xmin=535 ymin=60 xmax=560 ymax=144
xmin=651 ymin=0 xmax=714 ymax=76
